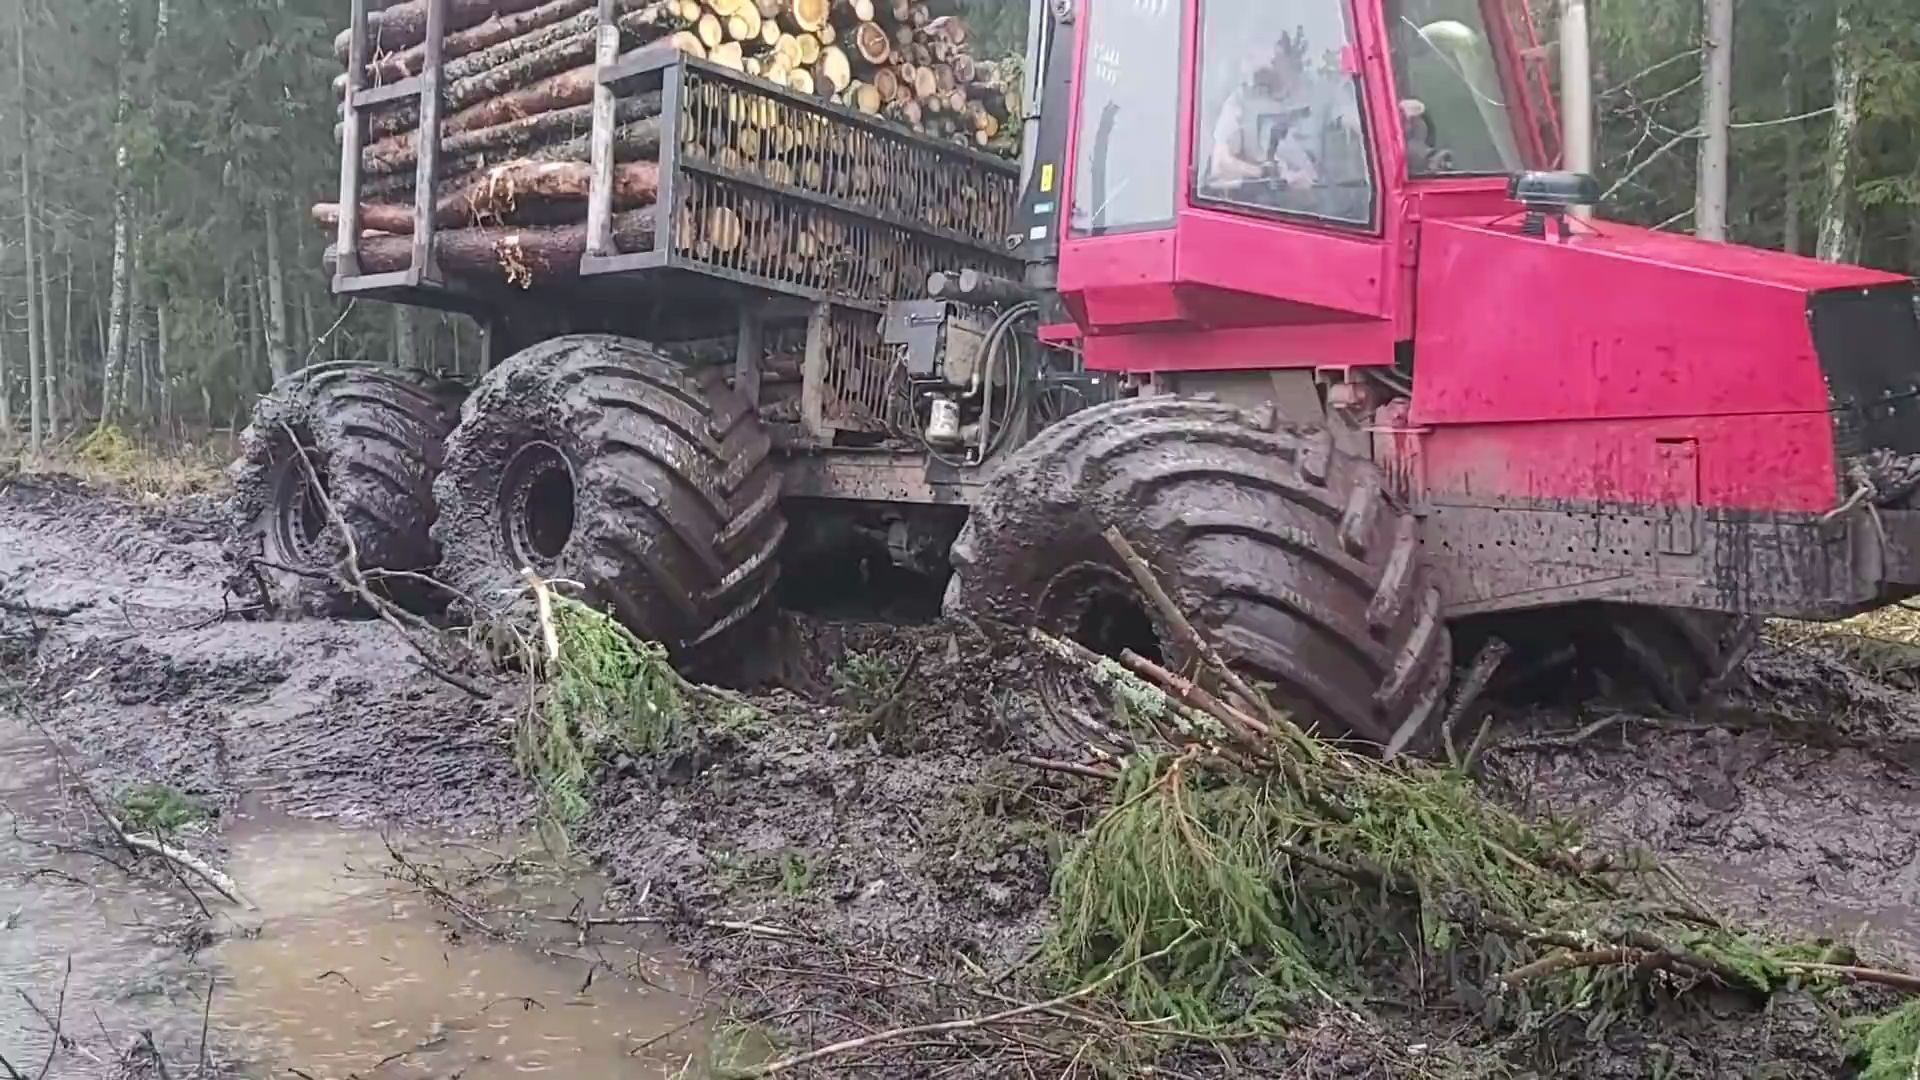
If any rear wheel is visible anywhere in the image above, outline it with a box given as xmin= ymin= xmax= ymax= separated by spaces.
xmin=945 ymin=397 xmax=1453 ymax=754
xmin=226 ymin=362 xmax=465 ymax=615
xmin=432 ymin=334 xmax=784 ymax=655
xmin=1467 ymin=605 xmax=1760 ymax=713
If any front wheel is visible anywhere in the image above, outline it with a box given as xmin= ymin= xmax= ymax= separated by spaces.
xmin=431 ymin=335 xmax=785 ymax=655
xmin=944 ymin=397 xmax=1453 ymax=754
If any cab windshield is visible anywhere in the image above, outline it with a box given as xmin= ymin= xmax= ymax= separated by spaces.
xmin=1387 ymin=0 xmax=1523 ymax=176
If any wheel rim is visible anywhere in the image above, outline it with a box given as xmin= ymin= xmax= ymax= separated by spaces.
xmin=500 ymin=442 xmax=577 ymax=572
xmin=1035 ymin=561 xmax=1165 ymax=664
xmin=270 ymin=437 xmax=330 ymax=568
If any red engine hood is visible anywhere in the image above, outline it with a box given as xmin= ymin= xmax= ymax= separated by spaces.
xmin=1409 ymin=215 xmax=1911 ymax=428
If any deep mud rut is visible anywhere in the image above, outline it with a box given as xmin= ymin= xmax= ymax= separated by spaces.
xmin=3 ymin=472 xmax=1919 ymax=1077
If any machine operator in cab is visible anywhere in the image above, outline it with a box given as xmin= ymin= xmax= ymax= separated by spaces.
xmin=1199 ymin=24 xmax=1371 ymax=224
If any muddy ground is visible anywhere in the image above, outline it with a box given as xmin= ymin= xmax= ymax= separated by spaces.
xmin=2 ymin=471 xmax=1918 ymax=1077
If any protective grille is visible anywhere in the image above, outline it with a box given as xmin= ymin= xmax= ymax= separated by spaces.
xmin=679 ymin=68 xmax=1018 ymax=249
xmin=816 ymin=307 xmax=903 ymax=433
xmin=663 ymin=171 xmax=1013 ymax=302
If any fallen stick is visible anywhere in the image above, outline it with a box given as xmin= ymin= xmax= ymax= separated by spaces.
xmin=1783 ymin=961 xmax=1920 ymax=995
xmin=315 ymin=159 xmax=661 ymax=234
xmin=327 ymin=208 xmax=657 ymax=283
xmin=116 ymin=825 xmax=255 ymax=910
xmin=280 ymin=424 xmax=493 ymax=700
xmin=522 ymin=568 xmax=562 ymax=663
xmin=1099 ymin=526 xmax=1320 ymax=751
xmin=740 ymin=928 xmax=1199 ymax=1075
xmin=1010 ymin=755 xmax=1119 ymax=782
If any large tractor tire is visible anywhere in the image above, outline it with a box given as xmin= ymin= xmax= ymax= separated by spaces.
xmin=432 ymin=334 xmax=784 ymax=655
xmin=1467 ymin=605 xmax=1760 ymax=714
xmin=946 ymin=396 xmax=1453 ymax=754
xmin=226 ymin=362 xmax=466 ymax=615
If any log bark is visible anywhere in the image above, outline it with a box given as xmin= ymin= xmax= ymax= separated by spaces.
xmin=316 ymin=160 xmax=661 ymax=234
xmin=340 ymin=0 xmax=595 ymax=90
xmin=365 ymin=6 xmax=671 ymax=138
xmin=334 ymin=0 xmax=555 ymax=59
xmin=365 ymin=87 xmax=661 ymax=176
xmin=330 ymin=210 xmax=657 ymax=284
xmin=362 ymin=109 xmax=661 ymax=196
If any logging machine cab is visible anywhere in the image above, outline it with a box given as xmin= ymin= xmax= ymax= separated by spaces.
xmin=1019 ymin=0 xmax=1564 ymax=372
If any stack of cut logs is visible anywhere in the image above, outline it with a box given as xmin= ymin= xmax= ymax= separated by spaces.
xmin=315 ymin=0 xmax=1020 ymax=283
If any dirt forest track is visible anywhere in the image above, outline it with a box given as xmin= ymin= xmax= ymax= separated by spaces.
xmin=4 ymin=470 xmax=1920 ymax=1076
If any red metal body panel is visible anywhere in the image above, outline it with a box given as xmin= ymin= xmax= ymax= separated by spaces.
xmin=1417 ymin=414 xmax=1842 ymax=513
xmin=1046 ymin=0 xmax=1915 ymax=525
xmin=1054 ymin=0 xmax=1540 ymax=374
xmin=1407 ymin=217 xmax=1906 ymax=512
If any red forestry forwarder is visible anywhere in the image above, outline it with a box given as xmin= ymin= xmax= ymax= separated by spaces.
xmin=234 ymin=0 xmax=1920 ymax=754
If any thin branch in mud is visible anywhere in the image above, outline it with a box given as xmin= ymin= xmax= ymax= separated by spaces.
xmin=1444 ymin=638 xmax=1510 ymax=770
xmin=1010 ymin=755 xmax=1119 ymax=782
xmin=0 ymin=682 xmax=247 ymax=909
xmin=1101 ymin=526 xmax=1316 ymax=752
xmin=1498 ymin=947 xmax=1654 ymax=987
xmin=1785 ymin=961 xmax=1920 ymax=995
xmin=0 ymin=1051 xmax=23 ymax=1080
xmin=32 ymin=957 xmax=70 ymax=1080
xmin=740 ymin=928 xmax=1200 ymax=1076
xmin=523 ymin=569 xmax=562 ymax=663
xmin=197 ymin=975 xmax=214 ymax=1074
xmin=140 ymin=1031 xmax=171 ymax=1080
xmin=278 ymin=423 xmax=491 ymax=700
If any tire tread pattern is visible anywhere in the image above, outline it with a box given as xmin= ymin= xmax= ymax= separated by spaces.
xmin=432 ymin=334 xmax=781 ymax=653
xmin=226 ymin=361 xmax=465 ymax=615
xmin=949 ymin=397 xmax=1452 ymax=750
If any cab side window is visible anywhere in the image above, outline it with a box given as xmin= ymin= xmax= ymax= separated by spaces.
xmin=1192 ymin=0 xmax=1376 ymax=228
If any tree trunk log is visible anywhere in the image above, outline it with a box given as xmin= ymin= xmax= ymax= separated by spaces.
xmin=315 ymin=161 xmax=661 ymax=235
xmin=329 ymin=210 xmax=657 ymax=284
xmin=340 ymin=0 xmax=594 ymax=91
xmin=363 ymin=73 xmax=663 ymax=175
xmin=361 ymin=110 xmax=660 ymax=197
xmin=334 ymin=0 xmax=555 ymax=59
xmin=364 ymin=6 xmax=671 ymax=138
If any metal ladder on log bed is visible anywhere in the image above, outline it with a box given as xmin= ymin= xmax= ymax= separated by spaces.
xmin=332 ymin=0 xmax=449 ymax=299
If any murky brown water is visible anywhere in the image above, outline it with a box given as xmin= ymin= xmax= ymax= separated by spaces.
xmin=0 ymin=715 xmax=707 ymax=1078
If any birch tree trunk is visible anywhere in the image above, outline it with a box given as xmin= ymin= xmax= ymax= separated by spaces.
xmin=19 ymin=13 xmax=43 ymax=449
xmin=156 ymin=296 xmax=171 ymax=436
xmin=121 ymin=246 xmax=143 ymax=420
xmin=263 ymin=203 xmax=294 ymax=381
xmin=1693 ymin=0 xmax=1733 ymax=242
xmin=38 ymin=239 xmax=56 ymax=438
xmin=1816 ymin=6 xmax=1863 ymax=264
xmin=57 ymin=249 xmax=72 ymax=436
xmin=101 ymin=0 xmax=135 ymax=422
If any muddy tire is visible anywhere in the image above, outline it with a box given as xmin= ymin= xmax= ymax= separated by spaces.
xmin=1596 ymin=607 xmax=1760 ymax=712
xmin=226 ymin=362 xmax=466 ymax=615
xmin=945 ymin=396 xmax=1453 ymax=753
xmin=432 ymin=334 xmax=783 ymax=655
xmin=1466 ymin=605 xmax=1761 ymax=714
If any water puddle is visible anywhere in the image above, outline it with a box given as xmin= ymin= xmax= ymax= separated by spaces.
xmin=0 ymin=715 xmax=707 ymax=1077
xmin=213 ymin=811 xmax=706 ymax=1077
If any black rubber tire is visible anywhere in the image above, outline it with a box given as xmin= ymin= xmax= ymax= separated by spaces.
xmin=431 ymin=334 xmax=784 ymax=654
xmin=226 ymin=362 xmax=466 ymax=615
xmin=945 ymin=396 xmax=1453 ymax=753
xmin=1602 ymin=607 xmax=1761 ymax=712
xmin=1464 ymin=604 xmax=1761 ymax=714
